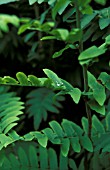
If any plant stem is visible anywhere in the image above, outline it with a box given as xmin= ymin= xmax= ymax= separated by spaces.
xmin=74 ymin=0 xmax=92 ymax=138
xmin=74 ymin=2 xmax=92 ymax=169
xmin=34 ymin=4 xmax=43 ymax=53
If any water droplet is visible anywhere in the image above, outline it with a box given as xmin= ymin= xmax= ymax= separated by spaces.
xmin=56 ymin=83 xmax=60 ymax=87
xmin=55 ymin=81 xmax=63 ymax=87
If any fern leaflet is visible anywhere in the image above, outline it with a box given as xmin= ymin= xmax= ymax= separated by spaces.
xmin=26 ymin=88 xmax=65 ymax=129
xmin=0 ymin=86 xmax=24 ymax=134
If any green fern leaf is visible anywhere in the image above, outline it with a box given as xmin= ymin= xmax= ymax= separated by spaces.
xmin=0 ymin=134 xmax=13 ymax=150
xmin=39 ymin=146 xmax=48 ymax=169
xmin=1 ymin=117 xmax=19 ymax=132
xmin=88 ymin=99 xmax=105 ymax=115
xmin=98 ymin=72 xmax=110 ymax=90
xmin=88 ymin=71 xmax=106 ymax=106
xmin=2 ymin=157 xmax=11 ymax=169
xmin=28 ymin=75 xmax=41 ymax=86
xmin=49 ymin=120 xmax=64 ymax=138
xmin=71 ymin=122 xmax=83 ymax=136
xmin=61 ymin=79 xmax=81 ymax=103
xmin=43 ymin=69 xmax=81 ymax=104
xmin=26 ymin=88 xmax=64 ymax=129
xmin=42 ymin=128 xmax=61 ymax=144
xmin=48 ymin=148 xmax=58 ymax=169
xmin=18 ymin=147 xmax=29 ymax=167
xmin=16 ymin=72 xmax=30 ymax=85
xmin=31 ymin=131 xmax=48 ymax=147
xmin=80 ymin=135 xmax=93 ymax=152
xmin=71 ymin=136 xmax=81 ymax=153
xmin=67 ymin=89 xmax=81 ymax=104
xmin=8 ymin=130 xmax=20 ymax=141
xmin=23 ymin=132 xmax=34 ymax=141
xmin=92 ymin=115 xmax=105 ymax=133
xmin=0 ymin=87 xmax=24 ymax=134
xmin=3 ymin=123 xmax=18 ymax=134
xmin=0 ymin=150 xmax=5 ymax=167
xmin=0 ymin=71 xmax=81 ymax=104
xmin=78 ymin=158 xmax=85 ymax=170
xmin=9 ymin=153 xmax=20 ymax=168
xmin=42 ymin=119 xmax=95 ymax=154
xmin=61 ymin=138 xmax=70 ymax=157
xmin=43 ymin=69 xmax=64 ymax=88
xmin=62 ymin=119 xmax=81 ymax=153
xmin=28 ymin=145 xmax=38 ymax=168
xmin=2 ymin=76 xmax=18 ymax=84
xmin=69 ymin=158 xmax=78 ymax=170
xmin=37 ymin=135 xmax=48 ymax=148
xmin=2 ymin=142 xmax=76 ymax=170
xmin=59 ymin=153 xmax=68 ymax=170
xmin=94 ymin=133 xmax=110 ymax=151
xmin=62 ymin=119 xmax=83 ymax=136
xmin=62 ymin=119 xmax=75 ymax=136
xmin=81 ymin=117 xmax=88 ymax=135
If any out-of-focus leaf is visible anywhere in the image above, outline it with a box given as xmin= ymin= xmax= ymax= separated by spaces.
xmin=66 ymin=29 xmax=82 ymax=43
xmin=0 ymin=0 xmax=19 ymax=5
xmin=81 ymin=13 xmax=97 ymax=28
xmin=79 ymin=46 xmax=106 ymax=61
xmin=52 ymin=0 xmax=70 ymax=19
xmin=52 ymin=45 xmax=70 ymax=59
xmin=99 ymin=18 xmax=110 ymax=30
xmin=50 ymin=29 xmax=69 ymax=41
xmin=94 ymin=0 xmax=107 ymax=5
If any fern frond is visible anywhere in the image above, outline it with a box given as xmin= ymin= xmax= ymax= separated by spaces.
xmin=1 ymin=141 xmax=78 ymax=170
xmin=26 ymin=88 xmax=65 ymax=129
xmin=17 ymin=113 xmax=110 ymax=157
xmin=1 ymin=114 xmax=110 ymax=163
xmin=82 ymin=113 xmax=110 ymax=153
xmin=0 ymin=86 xmax=24 ymax=134
xmin=0 ymin=70 xmax=81 ymax=104
xmin=19 ymin=118 xmax=93 ymax=156
xmin=0 ymin=133 xmax=14 ymax=150
xmin=41 ymin=119 xmax=93 ymax=156
xmin=0 ymin=130 xmax=20 ymax=150
xmin=3 ymin=141 xmax=110 ymax=170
